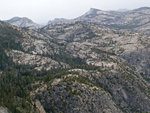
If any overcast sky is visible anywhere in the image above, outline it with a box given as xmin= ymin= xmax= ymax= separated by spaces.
xmin=0 ymin=0 xmax=150 ymax=24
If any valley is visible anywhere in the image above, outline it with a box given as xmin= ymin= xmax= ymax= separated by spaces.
xmin=1 ymin=7 xmax=150 ymax=113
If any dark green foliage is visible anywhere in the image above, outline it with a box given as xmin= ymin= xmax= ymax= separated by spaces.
xmin=0 ymin=68 xmax=82 ymax=113
xmin=50 ymin=52 xmax=85 ymax=67
xmin=0 ymin=73 xmax=33 ymax=113
xmin=50 ymin=51 xmax=101 ymax=71
xmin=92 ymin=48 xmax=116 ymax=56
xmin=0 ymin=22 xmax=22 ymax=49
xmin=0 ymin=22 xmax=23 ymax=71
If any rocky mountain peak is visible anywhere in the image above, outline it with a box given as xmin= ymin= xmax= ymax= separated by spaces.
xmin=8 ymin=17 xmax=22 ymax=21
xmin=5 ymin=17 xmax=41 ymax=29
xmin=89 ymin=8 xmax=100 ymax=12
xmin=84 ymin=8 xmax=101 ymax=15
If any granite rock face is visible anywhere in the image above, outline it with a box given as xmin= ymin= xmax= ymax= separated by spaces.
xmin=5 ymin=17 xmax=41 ymax=29
xmin=76 ymin=7 xmax=150 ymax=35
xmin=0 ymin=107 xmax=9 ymax=113
xmin=1 ymin=8 xmax=150 ymax=112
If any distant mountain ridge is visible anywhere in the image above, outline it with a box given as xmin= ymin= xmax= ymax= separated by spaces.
xmin=5 ymin=17 xmax=41 ymax=29
xmin=48 ymin=18 xmax=71 ymax=24
xmin=4 ymin=7 xmax=150 ymax=33
xmin=5 ymin=7 xmax=150 ymax=35
xmin=75 ymin=7 xmax=150 ymax=35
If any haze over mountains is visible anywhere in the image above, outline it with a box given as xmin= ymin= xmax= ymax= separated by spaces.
xmin=5 ymin=17 xmax=41 ymax=29
xmin=5 ymin=7 xmax=150 ymax=35
xmin=1 ymin=7 xmax=150 ymax=113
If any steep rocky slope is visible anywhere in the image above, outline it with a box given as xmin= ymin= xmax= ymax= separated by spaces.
xmin=76 ymin=7 xmax=150 ymax=35
xmin=33 ymin=22 xmax=150 ymax=112
xmin=0 ymin=21 xmax=67 ymax=71
xmin=39 ymin=22 xmax=150 ymax=78
xmin=1 ymin=20 xmax=150 ymax=113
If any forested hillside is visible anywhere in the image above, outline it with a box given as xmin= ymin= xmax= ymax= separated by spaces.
xmin=1 ymin=7 xmax=150 ymax=112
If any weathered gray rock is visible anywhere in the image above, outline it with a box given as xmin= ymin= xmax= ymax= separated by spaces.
xmin=5 ymin=17 xmax=42 ymax=29
xmin=0 ymin=107 xmax=9 ymax=113
xmin=76 ymin=7 xmax=150 ymax=35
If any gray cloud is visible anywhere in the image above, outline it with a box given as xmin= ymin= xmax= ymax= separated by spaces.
xmin=0 ymin=0 xmax=150 ymax=24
